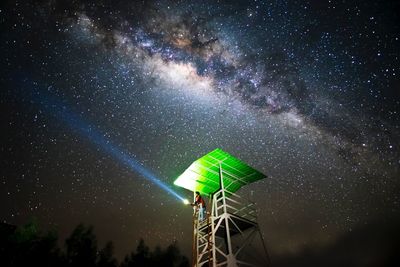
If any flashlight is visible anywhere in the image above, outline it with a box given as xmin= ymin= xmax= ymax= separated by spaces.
xmin=183 ymin=199 xmax=190 ymax=205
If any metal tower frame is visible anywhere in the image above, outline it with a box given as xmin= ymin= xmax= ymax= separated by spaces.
xmin=174 ymin=149 xmax=270 ymax=267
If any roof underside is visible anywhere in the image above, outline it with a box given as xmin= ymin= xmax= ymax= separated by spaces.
xmin=174 ymin=148 xmax=266 ymax=196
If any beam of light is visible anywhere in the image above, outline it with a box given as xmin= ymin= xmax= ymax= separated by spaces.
xmin=30 ymin=87 xmax=186 ymax=202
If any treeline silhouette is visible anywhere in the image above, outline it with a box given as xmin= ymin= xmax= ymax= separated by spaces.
xmin=0 ymin=220 xmax=189 ymax=267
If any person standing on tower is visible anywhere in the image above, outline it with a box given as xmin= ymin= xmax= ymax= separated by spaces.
xmin=191 ymin=191 xmax=206 ymax=221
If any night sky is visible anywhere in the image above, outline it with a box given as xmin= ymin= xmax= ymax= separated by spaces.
xmin=1 ymin=0 xmax=399 ymax=264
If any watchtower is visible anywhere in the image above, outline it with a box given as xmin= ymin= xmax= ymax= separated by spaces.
xmin=174 ymin=148 xmax=269 ymax=267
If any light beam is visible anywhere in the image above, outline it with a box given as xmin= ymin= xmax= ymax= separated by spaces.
xmin=31 ymin=88 xmax=186 ymax=202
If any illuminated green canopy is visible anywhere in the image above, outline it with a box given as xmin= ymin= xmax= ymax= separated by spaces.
xmin=174 ymin=148 xmax=266 ymax=196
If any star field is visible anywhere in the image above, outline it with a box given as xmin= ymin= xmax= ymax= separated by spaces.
xmin=1 ymin=0 xmax=399 ymax=262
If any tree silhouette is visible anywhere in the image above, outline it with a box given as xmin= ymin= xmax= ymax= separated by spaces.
xmin=97 ymin=241 xmax=118 ymax=267
xmin=121 ymin=238 xmax=151 ymax=267
xmin=0 ymin=219 xmax=62 ymax=267
xmin=65 ymin=224 xmax=98 ymax=267
xmin=121 ymin=238 xmax=189 ymax=267
xmin=0 ymin=220 xmax=189 ymax=267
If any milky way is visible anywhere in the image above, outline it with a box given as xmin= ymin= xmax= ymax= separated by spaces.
xmin=67 ymin=2 xmax=399 ymax=167
xmin=1 ymin=0 xmax=399 ymax=262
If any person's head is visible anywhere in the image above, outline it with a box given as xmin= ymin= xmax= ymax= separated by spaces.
xmin=195 ymin=191 xmax=200 ymax=196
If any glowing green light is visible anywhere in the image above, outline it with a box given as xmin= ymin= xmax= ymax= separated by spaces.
xmin=174 ymin=148 xmax=266 ymax=196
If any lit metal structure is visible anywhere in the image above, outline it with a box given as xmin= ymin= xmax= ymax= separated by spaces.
xmin=174 ymin=148 xmax=270 ymax=267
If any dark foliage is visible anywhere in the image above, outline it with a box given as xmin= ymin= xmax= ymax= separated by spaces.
xmin=121 ymin=239 xmax=189 ymax=267
xmin=0 ymin=220 xmax=189 ymax=267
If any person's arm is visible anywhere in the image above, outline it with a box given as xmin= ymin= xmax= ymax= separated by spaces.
xmin=191 ymin=198 xmax=199 ymax=206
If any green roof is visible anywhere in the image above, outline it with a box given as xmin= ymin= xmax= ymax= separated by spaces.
xmin=174 ymin=148 xmax=266 ymax=196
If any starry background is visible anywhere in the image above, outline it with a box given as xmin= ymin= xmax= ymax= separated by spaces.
xmin=1 ymin=0 xmax=399 ymax=264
